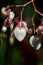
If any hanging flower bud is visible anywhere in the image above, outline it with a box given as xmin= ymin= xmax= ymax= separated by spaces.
xmin=2 ymin=26 xmax=7 ymax=32
xmin=29 ymin=36 xmax=41 ymax=50
xmin=1 ymin=7 xmax=11 ymax=16
xmin=13 ymin=26 xmax=26 ymax=42
xmin=1 ymin=7 xmax=7 ymax=15
xmin=36 ymin=25 xmax=43 ymax=38
xmin=38 ymin=26 xmax=43 ymax=31
xmin=9 ymin=11 xmax=15 ymax=20
xmin=9 ymin=36 xmax=14 ymax=45
xmin=12 ymin=20 xmax=27 ymax=42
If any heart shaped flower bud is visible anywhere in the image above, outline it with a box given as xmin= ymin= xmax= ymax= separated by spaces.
xmin=13 ymin=25 xmax=26 ymax=42
xmin=29 ymin=36 xmax=41 ymax=50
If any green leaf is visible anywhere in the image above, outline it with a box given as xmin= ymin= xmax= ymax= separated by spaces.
xmin=23 ymin=4 xmax=34 ymax=20
xmin=15 ymin=0 xmax=28 ymax=4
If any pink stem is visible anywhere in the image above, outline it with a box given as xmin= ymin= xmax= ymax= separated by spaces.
xmin=3 ymin=17 xmax=8 ymax=26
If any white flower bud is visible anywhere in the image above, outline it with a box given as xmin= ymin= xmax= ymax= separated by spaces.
xmin=29 ymin=36 xmax=41 ymax=50
xmin=1 ymin=7 xmax=7 ymax=15
xmin=9 ymin=11 xmax=15 ymax=20
xmin=2 ymin=26 xmax=7 ymax=32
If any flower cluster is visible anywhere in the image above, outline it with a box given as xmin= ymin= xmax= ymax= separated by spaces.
xmin=1 ymin=0 xmax=43 ymax=50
